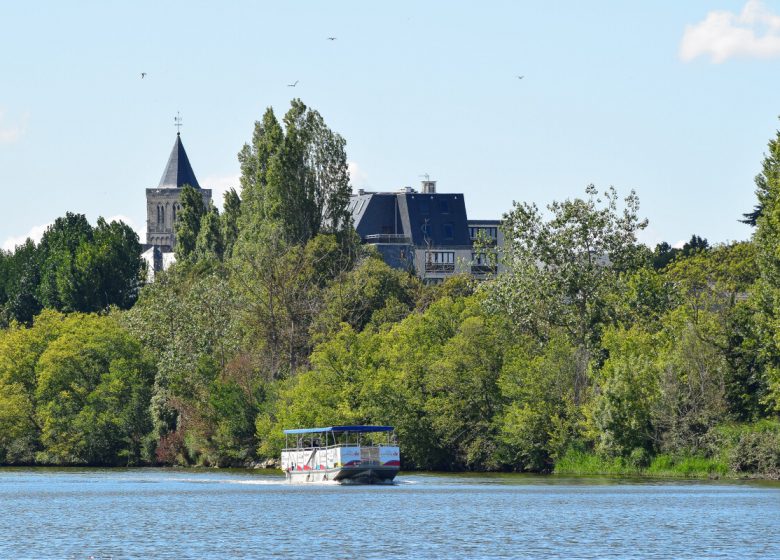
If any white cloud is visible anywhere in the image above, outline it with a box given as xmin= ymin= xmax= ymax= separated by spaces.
xmin=202 ymin=173 xmax=240 ymax=210
xmin=680 ymin=0 xmax=780 ymax=63
xmin=0 ymin=110 xmax=27 ymax=144
xmin=348 ymin=161 xmax=368 ymax=189
xmin=672 ymin=239 xmax=687 ymax=250
xmin=2 ymin=222 xmax=51 ymax=252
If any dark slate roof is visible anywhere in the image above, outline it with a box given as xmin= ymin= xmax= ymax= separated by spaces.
xmin=158 ymin=133 xmax=201 ymax=189
xmin=403 ymin=192 xmax=470 ymax=247
xmin=350 ymin=191 xmax=471 ymax=248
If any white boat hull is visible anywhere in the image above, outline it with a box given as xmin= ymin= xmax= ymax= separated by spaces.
xmin=282 ymin=444 xmax=400 ymax=484
xmin=285 ymin=465 xmax=399 ymax=484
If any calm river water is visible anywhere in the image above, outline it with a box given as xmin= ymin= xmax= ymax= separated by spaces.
xmin=0 ymin=468 xmax=778 ymax=559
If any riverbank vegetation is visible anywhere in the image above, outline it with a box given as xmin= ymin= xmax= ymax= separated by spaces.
xmin=1 ymin=101 xmax=779 ymax=478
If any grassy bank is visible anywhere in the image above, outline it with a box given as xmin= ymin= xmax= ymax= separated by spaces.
xmin=553 ymin=450 xmax=729 ymax=479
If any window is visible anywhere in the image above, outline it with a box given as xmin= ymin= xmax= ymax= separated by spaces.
xmin=443 ymin=223 xmax=454 ymax=239
xmin=425 ymin=250 xmax=455 ymax=273
xmin=440 ymin=199 xmax=450 ymax=214
xmin=471 ymin=251 xmax=497 ymax=274
xmin=419 ymin=200 xmax=430 ymax=214
xmin=469 ymin=226 xmax=498 ymax=242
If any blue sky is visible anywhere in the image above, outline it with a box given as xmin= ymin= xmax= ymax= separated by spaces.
xmin=2 ymin=0 xmax=780 ymax=250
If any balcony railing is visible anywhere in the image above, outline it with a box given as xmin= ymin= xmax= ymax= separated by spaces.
xmin=425 ymin=263 xmax=455 ymax=273
xmin=471 ymin=264 xmax=497 ymax=275
xmin=364 ymin=234 xmax=411 ymax=244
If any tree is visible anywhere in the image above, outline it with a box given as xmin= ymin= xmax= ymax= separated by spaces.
xmin=220 ymin=188 xmax=241 ymax=259
xmin=487 ymin=185 xmax=648 ymax=350
xmin=311 ymin=252 xmax=420 ymax=341
xmin=123 ymin=266 xmax=240 ymax=444
xmin=34 ymin=313 xmax=154 ymax=465
xmin=67 ymin=218 xmax=144 ymax=311
xmin=681 ymin=234 xmax=709 ymax=257
xmin=0 ymin=239 xmax=42 ymax=325
xmin=0 ymin=311 xmax=154 ymax=466
xmin=237 ymin=107 xmax=285 ymax=240
xmin=591 ymin=327 xmax=660 ymax=458
xmin=742 ymin=122 xmax=780 ymax=226
xmin=497 ymin=333 xmax=584 ymax=471
xmin=37 ymin=213 xmax=93 ymax=310
xmin=237 ymin=99 xmax=352 ymax=245
xmin=195 ymin=202 xmax=224 ymax=261
xmin=747 ymin=124 xmax=780 ymax=412
xmin=175 ymin=185 xmax=206 ymax=260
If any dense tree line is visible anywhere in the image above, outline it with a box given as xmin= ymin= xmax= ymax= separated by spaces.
xmin=0 ymin=101 xmax=778 ymax=477
xmin=0 ymin=214 xmax=143 ymax=326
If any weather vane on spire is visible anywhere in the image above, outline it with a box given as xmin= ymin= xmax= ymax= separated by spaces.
xmin=174 ymin=111 xmax=183 ymax=135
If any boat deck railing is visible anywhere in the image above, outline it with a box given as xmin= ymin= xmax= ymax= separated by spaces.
xmin=281 ymin=443 xmax=396 ymax=452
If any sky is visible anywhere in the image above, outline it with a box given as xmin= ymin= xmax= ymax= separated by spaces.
xmin=2 ymin=0 xmax=780 ymax=251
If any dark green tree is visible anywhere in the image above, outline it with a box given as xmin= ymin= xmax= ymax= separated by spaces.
xmin=237 ymin=99 xmax=352 ymax=245
xmin=237 ymin=108 xmax=285 ymax=240
xmin=742 ymin=121 xmax=780 ymax=226
xmin=175 ymin=185 xmax=207 ymax=261
xmin=37 ymin=213 xmax=93 ymax=310
xmin=220 ymin=188 xmax=241 ymax=259
xmin=0 ymin=239 xmax=42 ymax=325
xmin=195 ymin=202 xmax=224 ymax=261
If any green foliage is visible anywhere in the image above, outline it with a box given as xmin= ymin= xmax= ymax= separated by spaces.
xmin=0 ymin=311 xmax=153 ymax=465
xmin=0 ymin=239 xmax=42 ymax=325
xmin=489 ymin=185 xmax=648 ymax=348
xmin=709 ymin=421 xmax=780 ymax=477
xmin=195 ymin=202 xmax=224 ymax=261
xmin=175 ymin=185 xmax=207 ymax=260
xmin=311 ymin=253 xmax=420 ymax=341
xmin=5 ymin=105 xmax=779 ymax=479
xmin=237 ymin=100 xmax=352 ymax=245
xmin=554 ymin=449 xmax=727 ymax=478
xmin=497 ymin=334 xmax=584 ymax=471
xmin=37 ymin=213 xmax=94 ymax=310
xmin=123 ymin=264 xmax=240 ymax=443
xmin=0 ymin=214 xmax=142 ymax=323
xmin=220 ymin=188 xmax=241 ymax=259
xmin=651 ymin=235 xmax=710 ymax=270
xmin=591 ymin=327 xmax=660 ymax=457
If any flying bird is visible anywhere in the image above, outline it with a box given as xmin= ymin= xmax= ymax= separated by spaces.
xmin=287 ymin=80 xmax=299 ymax=87
xmin=517 ymin=75 xmax=524 ymax=79
xmin=327 ymin=37 xmax=337 ymax=40
xmin=141 ymin=72 xmax=147 ymax=79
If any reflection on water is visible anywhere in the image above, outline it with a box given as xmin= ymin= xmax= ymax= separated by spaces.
xmin=0 ymin=468 xmax=778 ymax=559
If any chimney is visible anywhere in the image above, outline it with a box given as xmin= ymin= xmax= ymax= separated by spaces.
xmin=421 ymin=180 xmax=437 ymax=194
xmin=357 ymin=188 xmax=365 ymax=195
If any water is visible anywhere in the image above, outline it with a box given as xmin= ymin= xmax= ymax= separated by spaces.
xmin=0 ymin=469 xmax=778 ymax=559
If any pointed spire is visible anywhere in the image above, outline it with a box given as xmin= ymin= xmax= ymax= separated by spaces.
xmin=158 ymin=134 xmax=201 ymax=189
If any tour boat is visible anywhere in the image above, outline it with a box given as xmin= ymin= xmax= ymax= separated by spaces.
xmin=281 ymin=425 xmax=400 ymax=484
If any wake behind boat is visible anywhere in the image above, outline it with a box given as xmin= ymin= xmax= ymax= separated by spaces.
xmin=281 ymin=425 xmax=400 ymax=484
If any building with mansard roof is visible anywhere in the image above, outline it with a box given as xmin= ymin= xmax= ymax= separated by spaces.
xmin=348 ymin=180 xmax=503 ymax=284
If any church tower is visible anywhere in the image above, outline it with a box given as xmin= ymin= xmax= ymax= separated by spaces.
xmin=145 ymin=132 xmax=212 ymax=250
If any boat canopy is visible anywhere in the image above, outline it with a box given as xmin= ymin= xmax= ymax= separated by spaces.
xmin=283 ymin=425 xmax=394 ymax=434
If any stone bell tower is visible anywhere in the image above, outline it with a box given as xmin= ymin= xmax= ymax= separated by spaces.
xmin=145 ymin=130 xmax=211 ymax=251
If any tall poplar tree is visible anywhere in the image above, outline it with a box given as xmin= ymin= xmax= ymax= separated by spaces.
xmin=175 ymin=185 xmax=207 ymax=261
xmin=751 ymin=126 xmax=780 ymax=411
xmin=236 ymin=99 xmax=352 ymax=245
